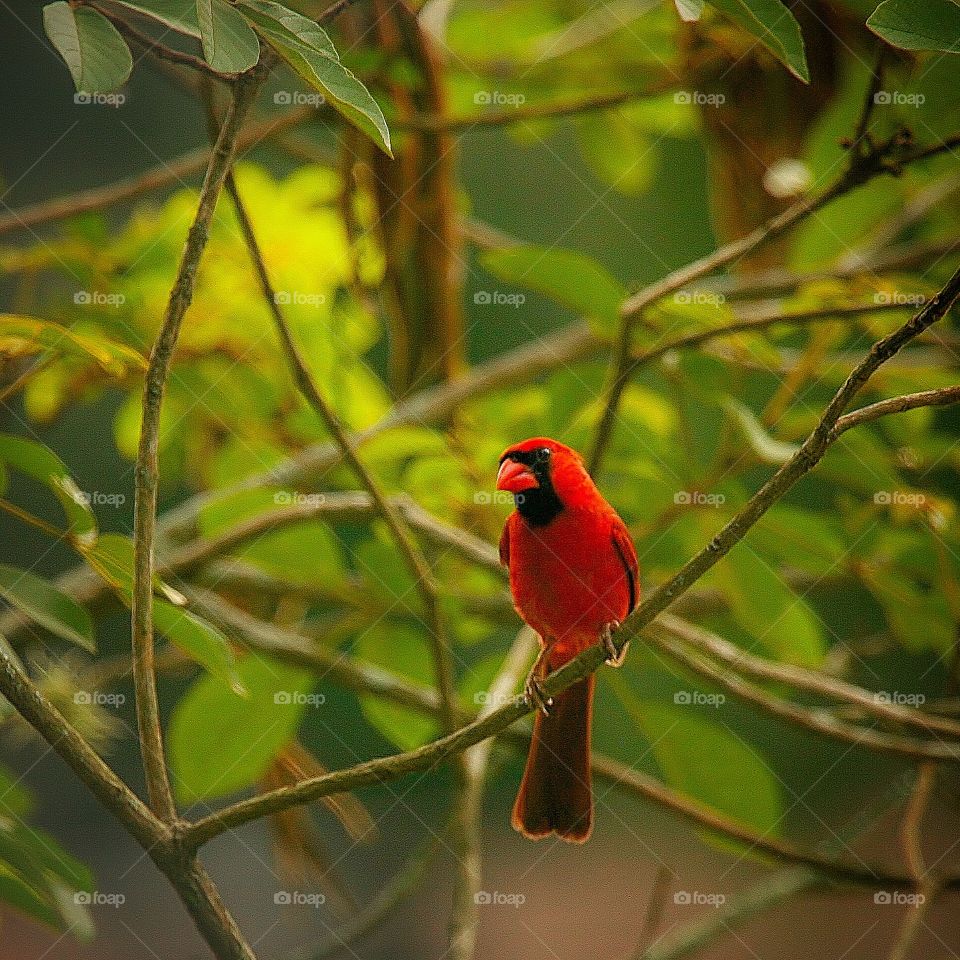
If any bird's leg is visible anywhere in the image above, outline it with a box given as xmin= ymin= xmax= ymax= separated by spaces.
xmin=524 ymin=644 xmax=553 ymax=716
xmin=601 ymin=620 xmax=628 ymax=667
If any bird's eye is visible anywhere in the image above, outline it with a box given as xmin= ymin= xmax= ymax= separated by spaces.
xmin=537 ymin=447 xmax=551 ymax=462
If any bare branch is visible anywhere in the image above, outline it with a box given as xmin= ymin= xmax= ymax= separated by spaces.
xmin=131 ymin=67 xmax=266 ymax=825
xmin=888 ymin=764 xmax=939 ymax=960
xmin=651 ymin=627 xmax=960 ymax=760
xmin=656 ymin=615 xmax=960 ymax=742
xmin=831 ymin=385 xmax=960 ymax=438
xmin=449 ymin=627 xmax=538 ymax=959
xmin=211 ymin=122 xmax=458 ymax=733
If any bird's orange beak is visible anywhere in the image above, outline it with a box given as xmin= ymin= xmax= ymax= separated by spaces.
xmin=497 ymin=458 xmax=538 ymax=493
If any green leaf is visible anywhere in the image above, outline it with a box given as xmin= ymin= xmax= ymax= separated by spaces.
xmin=43 ymin=2 xmax=133 ymax=93
xmin=706 ymin=0 xmax=809 ymax=81
xmin=0 ymin=565 xmax=95 ymax=652
xmin=480 ymin=246 xmax=627 ymax=336
xmin=0 ymin=435 xmax=96 ymax=543
xmin=169 ymin=654 xmax=313 ymax=803
xmin=153 ymin=601 xmax=245 ymax=693
xmin=724 ymin=399 xmax=800 ymax=464
xmin=675 ymin=0 xmax=705 ymax=20
xmin=716 ymin=547 xmax=826 ymax=666
xmin=355 ymin=624 xmax=439 ymax=750
xmin=111 ymin=0 xmax=201 ymax=35
xmin=0 ymin=865 xmax=60 ymax=931
xmin=576 ymin=112 xmax=655 ymax=198
xmin=861 ymin=566 xmax=953 ymax=653
xmin=606 ymin=672 xmax=783 ymax=837
xmin=237 ymin=0 xmax=392 ymax=155
xmin=197 ymin=0 xmax=260 ymax=73
xmin=79 ymin=533 xmax=183 ymax=605
xmin=240 ymin=522 xmax=345 ymax=587
xmin=0 ymin=315 xmax=146 ymax=376
xmin=867 ymin=0 xmax=960 ymax=52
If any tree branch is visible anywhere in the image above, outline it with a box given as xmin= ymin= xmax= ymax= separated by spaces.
xmin=888 ymin=763 xmax=939 ymax=960
xmin=132 ymin=67 xmax=266 ymax=825
xmin=831 ymin=385 xmax=960 ymax=438
xmin=655 ymin=614 xmax=960 ymax=742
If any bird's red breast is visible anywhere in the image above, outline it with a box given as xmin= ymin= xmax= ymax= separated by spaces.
xmin=497 ymin=437 xmax=637 ymax=667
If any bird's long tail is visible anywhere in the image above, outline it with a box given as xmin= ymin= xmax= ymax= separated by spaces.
xmin=511 ymin=675 xmax=594 ymax=843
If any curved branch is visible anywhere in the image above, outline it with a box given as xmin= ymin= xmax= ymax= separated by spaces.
xmin=656 ymin=614 xmax=960 ymax=742
xmin=131 ymin=67 xmax=266 ymax=823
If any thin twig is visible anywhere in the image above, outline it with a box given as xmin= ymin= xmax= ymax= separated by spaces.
xmin=888 ymin=763 xmax=939 ymax=960
xmin=131 ymin=66 xmax=268 ymax=824
xmin=449 ymin=626 xmax=538 ymax=960
xmin=651 ymin=628 xmax=960 ymax=760
xmin=831 ymin=385 xmax=960 ymax=437
xmin=633 ymin=866 xmax=673 ymax=958
xmin=400 ymin=81 xmax=673 ymax=132
xmin=656 ymin=614 xmax=960 ymax=742
xmin=304 ymin=834 xmax=443 ymax=959
xmin=91 ymin=2 xmax=236 ymax=79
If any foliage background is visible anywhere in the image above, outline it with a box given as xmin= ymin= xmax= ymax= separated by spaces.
xmin=1 ymin=0 xmax=960 ymax=957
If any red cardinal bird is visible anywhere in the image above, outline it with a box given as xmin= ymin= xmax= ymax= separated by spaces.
xmin=496 ymin=437 xmax=639 ymax=843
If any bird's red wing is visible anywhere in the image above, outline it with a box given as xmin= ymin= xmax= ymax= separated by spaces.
xmin=610 ymin=519 xmax=639 ymax=613
xmin=499 ymin=519 xmax=511 ymax=568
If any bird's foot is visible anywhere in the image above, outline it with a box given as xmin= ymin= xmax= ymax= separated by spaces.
xmin=601 ymin=620 xmax=628 ymax=667
xmin=524 ymin=671 xmax=553 ymax=716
